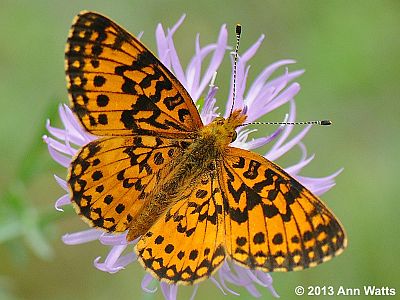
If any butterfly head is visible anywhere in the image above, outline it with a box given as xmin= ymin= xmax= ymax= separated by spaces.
xmin=202 ymin=109 xmax=247 ymax=148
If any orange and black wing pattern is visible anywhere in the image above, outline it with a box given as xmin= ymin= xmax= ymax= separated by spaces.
xmin=65 ymin=11 xmax=202 ymax=233
xmin=65 ymin=11 xmax=203 ymax=137
xmin=135 ymin=172 xmax=226 ymax=285
xmin=68 ymin=135 xmax=188 ymax=233
xmin=219 ymin=147 xmax=346 ymax=272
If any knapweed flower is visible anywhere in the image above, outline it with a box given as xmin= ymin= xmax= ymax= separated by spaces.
xmin=44 ymin=15 xmax=341 ymax=300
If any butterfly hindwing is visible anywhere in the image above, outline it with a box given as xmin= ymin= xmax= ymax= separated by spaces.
xmin=135 ymin=171 xmax=226 ymax=285
xmin=65 ymin=11 xmax=203 ymax=137
xmin=219 ymin=147 xmax=347 ymax=272
xmin=68 ymin=135 xmax=187 ymax=232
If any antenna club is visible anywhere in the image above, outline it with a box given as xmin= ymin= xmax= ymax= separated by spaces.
xmin=320 ymin=120 xmax=332 ymax=126
xmin=236 ymin=24 xmax=242 ymax=35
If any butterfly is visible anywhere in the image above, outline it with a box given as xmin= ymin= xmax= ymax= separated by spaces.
xmin=65 ymin=11 xmax=346 ymax=285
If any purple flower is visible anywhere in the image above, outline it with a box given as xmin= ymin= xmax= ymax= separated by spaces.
xmin=44 ymin=16 xmax=341 ymax=300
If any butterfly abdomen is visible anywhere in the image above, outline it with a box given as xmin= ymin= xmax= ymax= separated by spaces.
xmin=127 ymin=134 xmax=223 ymax=241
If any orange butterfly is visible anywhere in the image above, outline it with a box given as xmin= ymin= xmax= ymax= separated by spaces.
xmin=65 ymin=11 xmax=346 ymax=285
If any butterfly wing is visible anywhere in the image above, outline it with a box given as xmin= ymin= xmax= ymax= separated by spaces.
xmin=68 ymin=135 xmax=189 ymax=232
xmin=219 ymin=147 xmax=346 ymax=272
xmin=65 ymin=11 xmax=203 ymax=137
xmin=135 ymin=171 xmax=226 ymax=285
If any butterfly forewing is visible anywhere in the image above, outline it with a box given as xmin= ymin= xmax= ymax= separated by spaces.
xmin=219 ymin=147 xmax=346 ymax=271
xmin=65 ymin=11 xmax=203 ymax=137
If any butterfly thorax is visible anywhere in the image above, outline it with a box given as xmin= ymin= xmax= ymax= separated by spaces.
xmin=126 ymin=110 xmax=247 ymax=241
xmin=198 ymin=109 xmax=247 ymax=149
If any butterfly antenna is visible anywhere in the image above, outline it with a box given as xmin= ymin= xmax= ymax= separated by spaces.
xmin=229 ymin=24 xmax=242 ymax=117
xmin=239 ymin=119 xmax=332 ymax=126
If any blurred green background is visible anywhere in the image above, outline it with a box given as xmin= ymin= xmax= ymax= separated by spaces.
xmin=1 ymin=0 xmax=399 ymax=299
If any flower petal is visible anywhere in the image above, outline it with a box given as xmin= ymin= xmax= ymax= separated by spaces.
xmin=297 ymin=168 xmax=343 ymax=195
xmin=285 ymin=153 xmax=316 ymax=175
xmin=94 ymin=242 xmax=137 ymax=274
xmin=245 ymin=59 xmax=296 ymax=108
xmin=160 ymin=282 xmax=178 ymax=300
xmin=62 ymin=229 xmax=102 ymax=245
xmin=156 ymin=14 xmax=186 ymax=66
xmin=99 ymin=232 xmax=130 ymax=245
xmin=193 ymin=25 xmax=228 ymax=100
xmin=54 ymin=175 xmax=68 ymax=191
xmin=55 ymin=194 xmax=70 ymax=211
xmin=46 ymin=144 xmax=71 ymax=168
xmin=141 ymin=274 xmax=158 ymax=293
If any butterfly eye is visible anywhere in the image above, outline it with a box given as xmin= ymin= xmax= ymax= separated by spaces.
xmin=214 ymin=117 xmax=224 ymax=125
xmin=231 ymin=130 xmax=237 ymax=142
